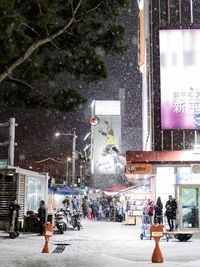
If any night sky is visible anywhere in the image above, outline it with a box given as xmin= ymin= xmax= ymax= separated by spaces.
xmin=0 ymin=1 xmax=142 ymax=168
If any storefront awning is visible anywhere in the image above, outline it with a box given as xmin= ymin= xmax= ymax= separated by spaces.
xmin=48 ymin=185 xmax=84 ymax=195
xmin=126 ymin=150 xmax=200 ymax=163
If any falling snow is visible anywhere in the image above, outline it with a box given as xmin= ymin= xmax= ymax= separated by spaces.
xmin=0 ymin=1 xmax=142 ymax=170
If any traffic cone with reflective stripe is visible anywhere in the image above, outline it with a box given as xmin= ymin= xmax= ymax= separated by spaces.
xmin=42 ymin=236 xmax=49 ymax=253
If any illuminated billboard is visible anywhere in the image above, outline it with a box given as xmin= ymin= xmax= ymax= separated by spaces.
xmin=91 ymin=101 xmax=121 ymax=175
xmin=159 ymin=29 xmax=200 ymax=129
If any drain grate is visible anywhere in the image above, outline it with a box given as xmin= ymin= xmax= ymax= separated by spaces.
xmin=52 ymin=243 xmax=71 ymax=254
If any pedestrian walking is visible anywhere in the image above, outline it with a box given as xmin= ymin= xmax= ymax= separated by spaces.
xmin=165 ymin=195 xmax=177 ymax=231
xmin=38 ymin=200 xmax=48 ymax=235
xmin=82 ymin=196 xmax=89 ymax=219
xmin=97 ymin=203 xmax=104 ymax=221
xmin=71 ymin=196 xmax=80 ymax=211
xmin=154 ymin=196 xmax=163 ymax=224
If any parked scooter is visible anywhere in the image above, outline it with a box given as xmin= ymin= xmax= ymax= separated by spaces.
xmin=71 ymin=210 xmax=82 ymax=231
xmin=54 ymin=209 xmax=68 ymax=234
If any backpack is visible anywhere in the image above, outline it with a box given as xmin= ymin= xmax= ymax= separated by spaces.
xmin=147 ymin=203 xmax=154 ymax=216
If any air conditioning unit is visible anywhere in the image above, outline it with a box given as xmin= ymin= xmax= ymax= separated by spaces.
xmin=191 ymin=164 xmax=200 ymax=173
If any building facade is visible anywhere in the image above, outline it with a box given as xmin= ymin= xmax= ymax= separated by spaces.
xmin=126 ymin=0 xmax=200 ymax=229
xmin=139 ymin=0 xmax=200 ymax=151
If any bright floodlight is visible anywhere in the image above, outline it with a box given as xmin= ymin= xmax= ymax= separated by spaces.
xmin=55 ymin=132 xmax=61 ymax=137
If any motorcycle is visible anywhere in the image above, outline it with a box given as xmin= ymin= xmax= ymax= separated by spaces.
xmin=71 ymin=210 xmax=82 ymax=231
xmin=54 ymin=209 xmax=68 ymax=234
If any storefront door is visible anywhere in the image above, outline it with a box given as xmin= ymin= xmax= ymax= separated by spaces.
xmin=181 ymin=187 xmax=199 ymax=228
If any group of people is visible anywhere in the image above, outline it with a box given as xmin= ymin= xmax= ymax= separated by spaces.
xmin=8 ymin=194 xmax=178 ymax=235
xmin=142 ymin=195 xmax=177 ymax=231
xmin=82 ymin=196 xmax=124 ymax=222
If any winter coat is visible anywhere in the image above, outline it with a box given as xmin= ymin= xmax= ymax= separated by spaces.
xmin=9 ymin=203 xmax=20 ymax=219
xmin=38 ymin=204 xmax=47 ymax=223
xmin=155 ymin=202 xmax=163 ymax=216
xmin=165 ymin=199 xmax=177 ymax=219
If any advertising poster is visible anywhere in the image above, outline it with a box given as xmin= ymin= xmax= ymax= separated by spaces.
xmin=159 ymin=29 xmax=200 ymax=129
xmin=91 ymin=101 xmax=121 ymax=175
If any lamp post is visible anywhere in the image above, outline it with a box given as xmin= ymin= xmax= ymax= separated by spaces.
xmin=55 ymin=130 xmax=77 ymax=186
xmin=66 ymin=157 xmax=71 ymax=185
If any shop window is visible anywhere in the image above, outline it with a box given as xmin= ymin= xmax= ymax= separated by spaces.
xmin=25 ymin=176 xmax=45 ymax=213
xmin=177 ymin=167 xmax=190 ymax=174
xmin=182 ymin=188 xmax=199 ymax=228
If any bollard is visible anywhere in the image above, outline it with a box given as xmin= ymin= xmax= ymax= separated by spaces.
xmin=42 ymin=235 xmax=50 ymax=253
xmin=41 ymin=223 xmax=54 ymax=253
xmin=150 ymin=224 xmax=164 ymax=263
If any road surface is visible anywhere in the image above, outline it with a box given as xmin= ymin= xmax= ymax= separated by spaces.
xmin=0 ymin=219 xmax=200 ymax=266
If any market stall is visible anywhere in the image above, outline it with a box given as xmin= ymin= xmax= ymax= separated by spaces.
xmin=0 ymin=167 xmax=48 ymax=230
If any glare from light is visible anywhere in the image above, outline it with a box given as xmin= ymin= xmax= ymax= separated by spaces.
xmin=138 ymin=0 xmax=144 ymax=10
xmin=55 ymin=132 xmax=61 ymax=137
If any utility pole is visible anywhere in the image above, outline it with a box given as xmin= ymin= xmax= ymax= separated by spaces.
xmin=72 ymin=130 xmax=77 ymax=187
xmin=0 ymin=118 xmax=18 ymax=166
xmin=8 ymin=118 xmax=16 ymax=166
xmin=66 ymin=157 xmax=71 ymax=185
xmin=55 ymin=130 xmax=77 ymax=187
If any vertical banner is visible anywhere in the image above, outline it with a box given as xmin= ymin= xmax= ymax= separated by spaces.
xmin=159 ymin=29 xmax=200 ymax=129
xmin=91 ymin=101 xmax=121 ymax=175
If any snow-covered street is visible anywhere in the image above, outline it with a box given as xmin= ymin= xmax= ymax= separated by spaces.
xmin=0 ymin=219 xmax=200 ymax=267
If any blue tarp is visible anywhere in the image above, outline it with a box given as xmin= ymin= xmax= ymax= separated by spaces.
xmin=48 ymin=185 xmax=84 ymax=195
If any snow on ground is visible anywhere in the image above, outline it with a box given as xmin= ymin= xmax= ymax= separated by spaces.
xmin=0 ymin=220 xmax=200 ymax=267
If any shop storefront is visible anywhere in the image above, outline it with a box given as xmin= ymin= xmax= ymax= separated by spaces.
xmin=126 ymin=150 xmax=200 ymax=230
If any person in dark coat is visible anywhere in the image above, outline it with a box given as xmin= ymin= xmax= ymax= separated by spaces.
xmin=38 ymin=200 xmax=48 ymax=235
xmin=165 ymin=195 xmax=177 ymax=231
xmin=9 ymin=198 xmax=20 ymax=231
xmin=154 ymin=196 xmax=163 ymax=224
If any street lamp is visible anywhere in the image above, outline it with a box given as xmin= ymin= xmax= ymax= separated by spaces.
xmin=55 ymin=130 xmax=77 ymax=186
xmin=66 ymin=157 xmax=71 ymax=185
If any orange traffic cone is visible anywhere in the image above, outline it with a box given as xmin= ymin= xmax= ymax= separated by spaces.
xmin=41 ymin=236 xmax=49 ymax=253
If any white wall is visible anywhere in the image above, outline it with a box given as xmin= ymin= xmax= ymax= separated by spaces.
xmin=156 ymin=167 xmax=176 ymax=205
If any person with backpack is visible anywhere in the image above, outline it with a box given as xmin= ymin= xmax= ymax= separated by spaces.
xmin=147 ymin=199 xmax=154 ymax=223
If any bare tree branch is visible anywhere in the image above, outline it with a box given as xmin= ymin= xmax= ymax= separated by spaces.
xmin=0 ymin=0 xmax=83 ymax=84
xmin=18 ymin=23 xmax=40 ymax=36
xmin=36 ymin=0 xmax=42 ymax=14
xmin=45 ymin=27 xmax=62 ymax=51
xmin=76 ymin=1 xmax=103 ymax=21
xmin=8 ymin=75 xmax=46 ymax=96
